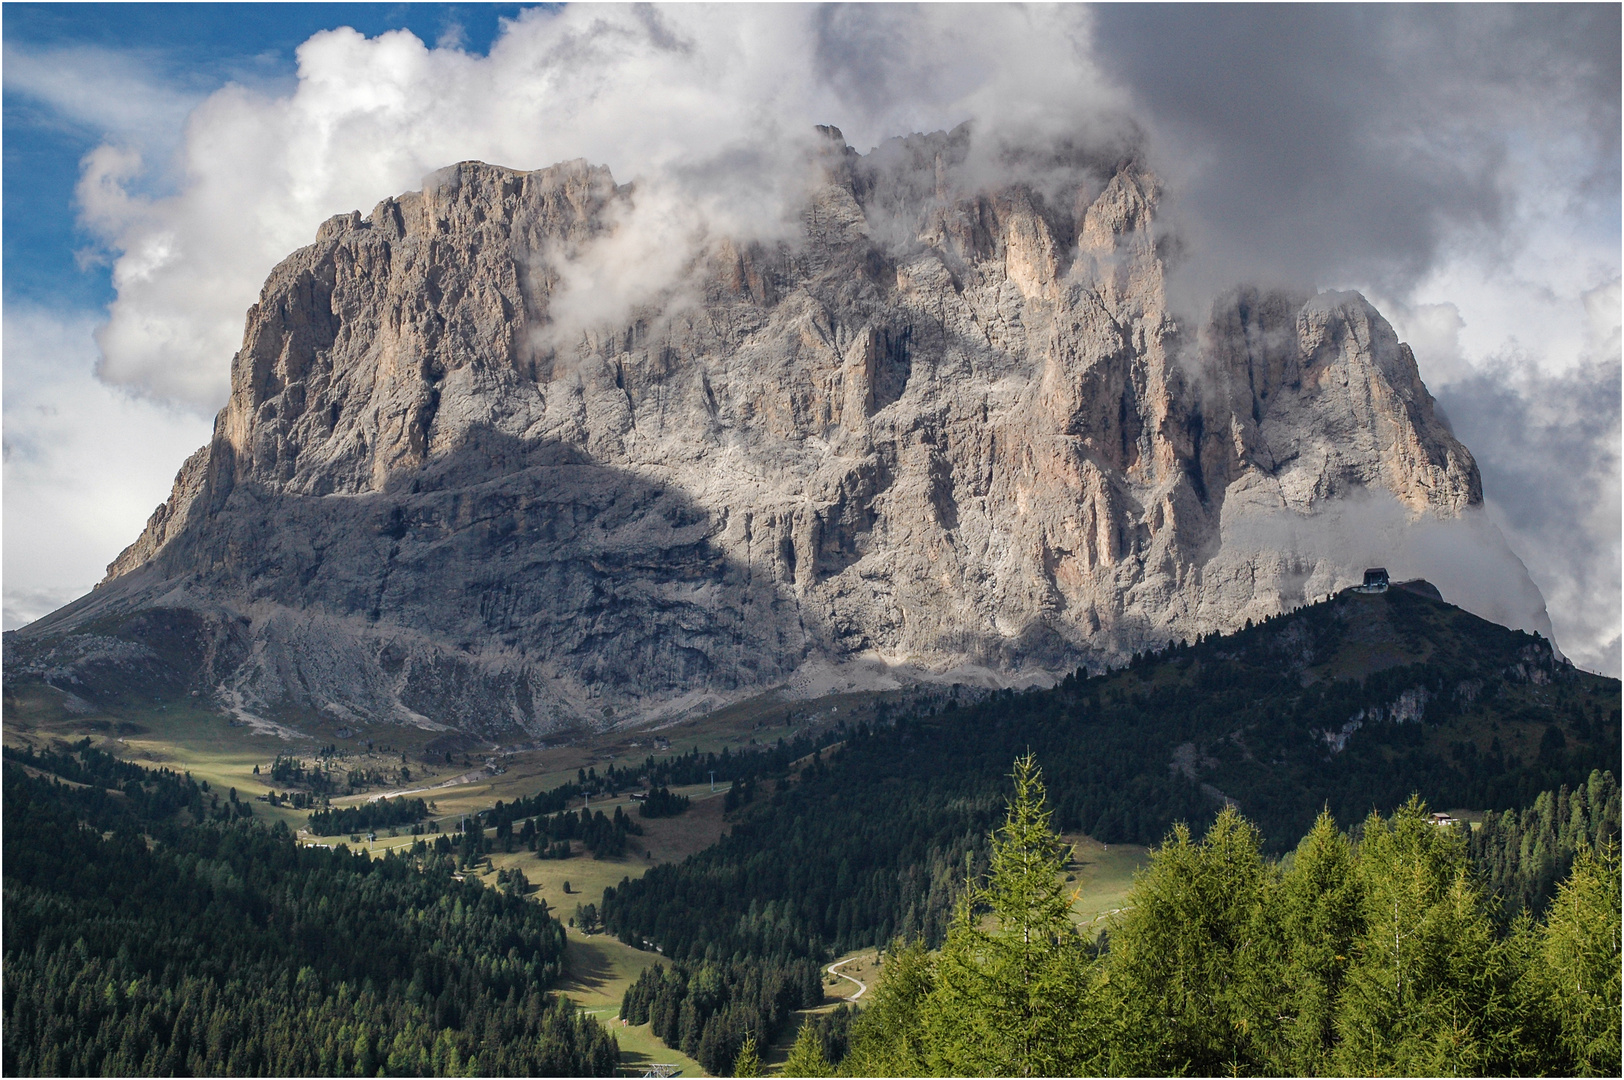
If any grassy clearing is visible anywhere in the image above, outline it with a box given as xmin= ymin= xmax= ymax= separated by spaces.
xmin=601 ymin=1016 xmax=702 ymax=1077
xmin=558 ymin=931 xmax=706 ymax=1076
xmin=1062 ymin=834 xmax=1150 ymax=929
xmin=351 ymin=783 xmax=734 ymax=891
xmin=3 ymin=676 xmax=948 ymax=1079
xmin=824 ymin=949 xmax=879 ymax=1003
xmin=335 ymin=788 xmax=733 ymax=1075
xmin=3 ymin=665 xmax=937 ymax=840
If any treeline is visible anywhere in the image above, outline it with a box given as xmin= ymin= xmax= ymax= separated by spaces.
xmin=268 ymin=753 xmax=341 ymax=796
xmin=513 ymin=805 xmax=642 ymax=858
xmin=1 ymin=745 xmax=619 ymax=1076
xmin=463 ymin=726 xmax=844 ymax=848
xmin=604 ymin=720 xmax=991 ymax=962
xmin=619 ymin=956 xmax=823 ymax=1076
xmin=1471 ymin=770 xmax=1621 ymax=923
xmin=445 ymin=802 xmax=646 ymax=863
xmin=561 ymin=726 xmax=851 ymax=806
xmin=823 ymin=757 xmax=1621 ymax=1078
xmin=307 ymin=796 xmax=429 ymax=836
xmin=477 ymin=785 xmax=585 ymax=832
xmin=599 ymin=590 xmax=1619 ymax=1065
xmin=603 ymin=591 xmax=1619 ymax=968
xmin=4 ymin=740 xmax=252 ymax=824
xmin=639 ymin=786 xmax=690 ymax=818
xmin=266 ymin=748 xmax=408 ymax=796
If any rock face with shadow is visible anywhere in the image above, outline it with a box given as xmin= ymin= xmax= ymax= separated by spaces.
xmin=10 ymin=128 xmax=1510 ymax=736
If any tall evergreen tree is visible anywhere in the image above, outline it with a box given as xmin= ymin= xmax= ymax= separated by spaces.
xmin=1270 ymin=809 xmax=1363 ymax=1074
xmin=730 ymin=1032 xmax=762 ymax=1077
xmin=783 ymin=1020 xmax=833 ymax=1078
xmin=922 ymin=755 xmax=1095 ymax=1076
xmin=1537 ymin=844 xmax=1622 ymax=1076
xmin=1103 ymin=805 xmax=1278 ymax=1075
xmin=1331 ymin=797 xmax=1516 ymax=1076
xmin=838 ymin=940 xmax=936 ymax=1078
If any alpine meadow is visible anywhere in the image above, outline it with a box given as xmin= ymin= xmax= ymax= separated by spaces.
xmin=4 ymin=5 xmax=1620 ymax=1078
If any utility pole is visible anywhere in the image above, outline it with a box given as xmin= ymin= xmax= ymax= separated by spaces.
xmin=710 ymin=770 xmax=716 ymax=793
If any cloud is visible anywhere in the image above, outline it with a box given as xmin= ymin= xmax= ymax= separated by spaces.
xmin=2 ymin=306 xmax=214 ymax=630
xmin=1087 ymin=4 xmax=1619 ymax=673
xmin=1431 ymin=333 xmax=1622 ymax=676
xmin=15 ymin=5 xmax=1619 ymax=671
xmin=1217 ymin=490 xmax=1558 ymax=652
xmin=2 ymin=42 xmax=202 ymax=152
xmin=72 ymin=5 xmax=1136 ymax=408
xmin=1090 ymin=4 xmax=1620 ymax=313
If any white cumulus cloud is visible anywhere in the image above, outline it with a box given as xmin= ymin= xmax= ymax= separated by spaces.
xmin=2 ymin=306 xmax=214 ymax=629
xmin=71 ymin=4 xmax=1127 ymax=408
xmin=5 ymin=5 xmax=1618 ymax=673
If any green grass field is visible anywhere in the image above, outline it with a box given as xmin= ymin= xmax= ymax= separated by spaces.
xmin=558 ymin=930 xmax=705 ymax=1076
xmin=4 ymin=678 xmax=1141 ymax=1077
xmin=1063 ymin=833 xmax=1151 ymax=929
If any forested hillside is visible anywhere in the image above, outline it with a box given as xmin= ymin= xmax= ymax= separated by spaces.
xmin=0 ymin=743 xmax=619 ymax=1077
xmin=599 ymin=588 xmax=1619 ymax=1073
xmin=1471 ymin=771 xmax=1622 ymax=923
xmin=830 ymin=758 xmax=1620 ymax=1077
xmin=4 ymin=586 xmax=1616 ymax=1076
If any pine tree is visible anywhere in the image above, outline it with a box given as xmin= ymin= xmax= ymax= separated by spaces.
xmin=923 ymin=754 xmax=1094 ymax=1076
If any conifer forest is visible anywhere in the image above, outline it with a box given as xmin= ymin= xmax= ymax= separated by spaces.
xmin=4 ymin=590 xmax=1620 ymax=1076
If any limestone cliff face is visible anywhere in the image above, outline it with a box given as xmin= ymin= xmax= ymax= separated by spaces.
xmin=19 ymin=131 xmax=1484 ymax=734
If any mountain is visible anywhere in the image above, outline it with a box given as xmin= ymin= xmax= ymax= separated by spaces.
xmin=5 ymin=127 xmax=1546 ymax=736
xmin=596 ymin=581 xmax=1619 ymax=964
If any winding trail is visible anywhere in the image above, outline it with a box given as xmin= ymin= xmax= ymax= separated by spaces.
xmin=827 ymin=955 xmax=868 ymax=1001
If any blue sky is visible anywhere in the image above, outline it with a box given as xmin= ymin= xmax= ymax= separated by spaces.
xmin=4 ymin=3 xmax=534 ymax=309
xmin=2 ymin=3 xmax=1618 ymax=673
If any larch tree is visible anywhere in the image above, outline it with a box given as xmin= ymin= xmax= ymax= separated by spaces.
xmin=1102 ymin=804 xmax=1277 ymax=1075
xmin=837 ymin=939 xmax=937 ymax=1077
xmin=1331 ymin=797 xmax=1515 ymax=1077
xmin=782 ymin=1020 xmax=832 ymax=1078
xmin=1271 ymin=809 xmax=1363 ymax=1074
xmin=923 ymin=754 xmax=1095 ymax=1077
xmin=1537 ymin=843 xmax=1622 ymax=1076
xmin=730 ymin=1032 xmax=763 ymax=1077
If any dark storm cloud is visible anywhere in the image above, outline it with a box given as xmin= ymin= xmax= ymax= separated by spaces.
xmin=1091 ymin=3 xmax=1622 ymax=303
xmin=1442 ymin=360 xmax=1619 ymax=547
xmin=1090 ymin=4 xmax=1621 ymax=672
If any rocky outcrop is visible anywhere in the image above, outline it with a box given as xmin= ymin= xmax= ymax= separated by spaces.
xmin=13 ymin=128 xmax=1500 ymax=735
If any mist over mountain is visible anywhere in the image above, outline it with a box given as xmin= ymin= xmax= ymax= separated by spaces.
xmin=5 ymin=6 xmax=1615 ymax=675
xmin=5 ymin=127 xmax=1555 ymax=735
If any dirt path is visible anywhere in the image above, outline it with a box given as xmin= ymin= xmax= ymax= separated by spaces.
xmin=828 ymin=955 xmax=868 ymax=1001
xmin=367 ymin=770 xmax=488 ymax=801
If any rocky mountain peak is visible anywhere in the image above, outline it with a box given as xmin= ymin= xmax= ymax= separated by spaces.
xmin=13 ymin=130 xmax=1509 ymax=736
